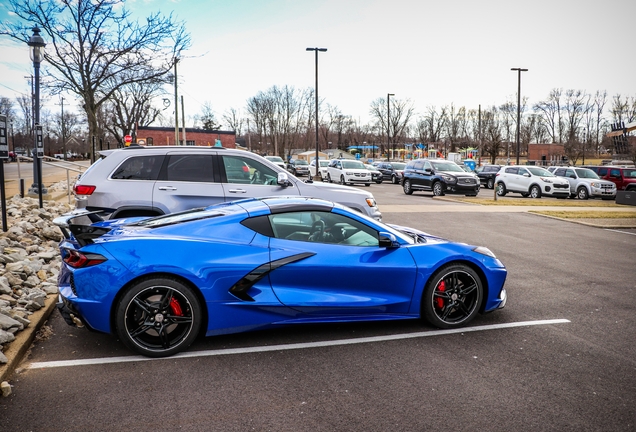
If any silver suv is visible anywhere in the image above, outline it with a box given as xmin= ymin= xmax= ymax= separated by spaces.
xmin=495 ymin=165 xmax=570 ymax=198
xmin=73 ymin=146 xmax=382 ymax=220
xmin=552 ymin=167 xmax=616 ymax=200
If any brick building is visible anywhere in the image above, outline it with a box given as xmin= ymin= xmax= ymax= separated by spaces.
xmin=135 ymin=126 xmax=236 ymax=148
xmin=528 ymin=143 xmax=565 ymax=165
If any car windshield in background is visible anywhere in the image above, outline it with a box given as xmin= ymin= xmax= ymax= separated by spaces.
xmin=431 ymin=161 xmax=462 ymax=172
xmin=391 ymin=162 xmax=406 ymax=170
xmin=527 ymin=167 xmax=553 ymax=176
xmin=267 ymin=156 xmax=284 ymax=163
xmin=342 ymin=160 xmax=366 ymax=169
xmin=575 ymin=168 xmax=600 ymax=179
xmin=624 ymin=169 xmax=636 ymax=178
xmin=295 ymin=160 xmax=309 ymax=165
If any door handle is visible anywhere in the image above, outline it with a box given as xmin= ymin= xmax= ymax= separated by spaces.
xmin=228 ymin=189 xmax=247 ymax=193
xmin=157 ymin=186 xmax=177 ymax=191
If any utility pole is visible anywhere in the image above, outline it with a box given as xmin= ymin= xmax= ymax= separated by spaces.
xmin=60 ymin=96 xmax=67 ymax=160
xmin=181 ymin=95 xmax=187 ymax=145
xmin=174 ymin=58 xmax=179 ymax=145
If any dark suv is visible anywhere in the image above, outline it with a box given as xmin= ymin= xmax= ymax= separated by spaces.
xmin=475 ymin=164 xmax=502 ymax=189
xmin=402 ymin=159 xmax=480 ymax=196
xmin=582 ymin=166 xmax=636 ymax=191
xmin=286 ymin=159 xmax=310 ymax=176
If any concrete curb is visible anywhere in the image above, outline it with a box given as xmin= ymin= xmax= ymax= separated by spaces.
xmin=0 ymin=293 xmax=58 ymax=383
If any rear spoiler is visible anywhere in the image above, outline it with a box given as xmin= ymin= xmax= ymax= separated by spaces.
xmin=53 ymin=209 xmax=111 ymax=246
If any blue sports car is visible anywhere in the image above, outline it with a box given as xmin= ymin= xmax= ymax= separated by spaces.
xmin=54 ymin=197 xmax=507 ymax=357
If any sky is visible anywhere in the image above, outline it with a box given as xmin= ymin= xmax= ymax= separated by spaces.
xmin=1 ymin=0 xmax=635 ymax=128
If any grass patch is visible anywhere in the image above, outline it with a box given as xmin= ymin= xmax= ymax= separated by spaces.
xmin=451 ymin=197 xmax=623 ymax=207
xmin=530 ymin=210 xmax=636 ymax=219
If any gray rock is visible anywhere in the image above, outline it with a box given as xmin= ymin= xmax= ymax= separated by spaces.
xmin=0 ymin=329 xmax=16 ymax=344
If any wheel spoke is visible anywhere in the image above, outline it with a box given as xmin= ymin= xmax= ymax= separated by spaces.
xmin=460 ymin=282 xmax=477 ymax=296
xmin=132 ymin=297 xmax=153 ymax=314
xmin=128 ymin=322 xmax=154 ymax=338
xmin=159 ymin=289 xmax=174 ymax=310
xmin=167 ymin=314 xmax=193 ymax=324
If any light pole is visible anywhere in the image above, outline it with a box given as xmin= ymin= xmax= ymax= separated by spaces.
xmin=511 ymin=68 xmax=528 ymax=166
xmin=387 ymin=93 xmax=394 ymax=161
xmin=27 ymin=26 xmax=47 ymax=208
xmin=307 ymin=47 xmax=327 ymax=180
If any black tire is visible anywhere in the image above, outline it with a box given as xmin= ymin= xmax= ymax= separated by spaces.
xmin=115 ymin=277 xmax=202 ymax=357
xmin=487 ymin=178 xmax=494 ymax=189
xmin=364 ymin=183 xmax=370 ymax=187
xmin=422 ymin=264 xmax=483 ymax=328
xmin=340 ymin=175 xmax=346 ymax=185
xmin=327 ymin=173 xmax=332 ymax=183
xmin=496 ymin=182 xmax=507 ymax=196
xmin=391 ymin=175 xmax=399 ymax=184
xmin=432 ymin=181 xmax=444 ymax=196
xmin=530 ymin=185 xmax=542 ymax=198
xmin=576 ymin=187 xmax=589 ymax=200
xmin=375 ymin=179 xmax=383 ymax=184
xmin=521 ymin=192 xmax=530 ymax=198
xmin=403 ymin=179 xmax=413 ymax=195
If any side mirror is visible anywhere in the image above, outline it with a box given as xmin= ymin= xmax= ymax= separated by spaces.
xmin=569 ymin=174 xmax=576 ymax=179
xmin=523 ymin=173 xmax=531 ymax=177
xmin=277 ymin=172 xmax=292 ymax=187
xmin=424 ymin=168 xmax=432 ymax=174
xmin=378 ymin=232 xmax=399 ymax=248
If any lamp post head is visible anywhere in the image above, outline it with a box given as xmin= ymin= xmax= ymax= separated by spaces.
xmin=28 ymin=26 xmax=46 ymax=64
xmin=306 ymin=47 xmax=327 ymax=52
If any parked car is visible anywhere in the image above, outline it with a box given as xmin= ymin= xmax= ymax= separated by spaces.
xmin=72 ymin=146 xmax=382 ymax=220
xmin=402 ymin=158 xmax=480 ymax=196
xmin=581 ymin=165 xmax=636 ymax=191
xmin=326 ymin=159 xmax=372 ymax=186
xmin=474 ymin=164 xmax=502 ymax=189
xmin=374 ymin=161 xmax=406 ymax=184
xmin=495 ymin=166 xmax=570 ymax=198
xmin=552 ymin=167 xmax=616 ymax=200
xmin=364 ymin=164 xmax=383 ymax=184
xmin=286 ymin=158 xmax=310 ymax=176
xmin=265 ymin=155 xmax=286 ymax=170
xmin=308 ymin=159 xmax=330 ymax=181
xmin=54 ymin=197 xmax=507 ymax=357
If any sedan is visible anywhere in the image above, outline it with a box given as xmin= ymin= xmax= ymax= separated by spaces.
xmin=54 ymin=197 xmax=508 ymax=357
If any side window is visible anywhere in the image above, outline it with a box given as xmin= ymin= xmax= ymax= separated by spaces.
xmin=610 ymin=169 xmax=621 ymax=178
xmin=565 ymin=169 xmax=575 ymax=177
xmin=505 ymin=167 xmax=519 ymax=175
xmin=165 ymin=155 xmax=214 ymax=182
xmin=598 ymin=168 xmax=608 ymax=176
xmin=111 ymin=155 xmax=164 ymax=180
xmin=222 ymin=155 xmax=278 ymax=185
xmin=554 ymin=168 xmax=566 ymax=176
xmin=423 ymin=161 xmax=432 ymax=171
xmin=268 ymin=211 xmax=379 ymax=246
xmin=517 ymin=168 xmax=529 ymax=176
xmin=413 ymin=160 xmax=424 ymax=170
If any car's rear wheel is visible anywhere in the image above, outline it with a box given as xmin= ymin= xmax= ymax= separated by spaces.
xmin=115 ymin=277 xmax=202 ymax=358
xmin=422 ymin=264 xmax=483 ymax=328
xmin=577 ymin=187 xmax=589 ymax=200
xmin=391 ymin=175 xmax=399 ymax=184
xmin=487 ymin=178 xmax=494 ymax=189
xmin=496 ymin=183 xmax=507 ymax=196
xmin=340 ymin=175 xmax=346 ymax=185
xmin=403 ymin=179 xmax=413 ymax=195
xmin=375 ymin=179 xmax=383 ymax=184
xmin=530 ymin=185 xmax=542 ymax=198
xmin=365 ymin=183 xmax=370 ymax=187
xmin=432 ymin=181 xmax=444 ymax=196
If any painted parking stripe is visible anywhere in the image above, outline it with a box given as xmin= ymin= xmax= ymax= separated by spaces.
xmin=28 ymin=318 xmax=570 ymax=370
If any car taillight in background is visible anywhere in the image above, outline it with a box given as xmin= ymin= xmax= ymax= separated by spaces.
xmin=74 ymin=184 xmax=96 ymax=196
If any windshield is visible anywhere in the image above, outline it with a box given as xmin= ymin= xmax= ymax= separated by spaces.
xmin=267 ymin=156 xmax=284 ymax=163
xmin=342 ymin=160 xmax=366 ymax=169
xmin=319 ymin=160 xmax=329 ymax=167
xmin=295 ymin=160 xmax=308 ymax=165
xmin=431 ymin=161 xmax=463 ymax=172
xmin=391 ymin=162 xmax=406 ymax=170
xmin=527 ymin=167 xmax=554 ymax=177
xmin=575 ymin=168 xmax=600 ymax=179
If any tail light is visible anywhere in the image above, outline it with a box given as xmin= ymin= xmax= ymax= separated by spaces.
xmin=74 ymin=184 xmax=96 ymax=196
xmin=62 ymin=248 xmax=107 ymax=268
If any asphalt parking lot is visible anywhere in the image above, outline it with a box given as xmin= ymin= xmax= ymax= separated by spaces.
xmin=1 ymin=181 xmax=635 ymax=431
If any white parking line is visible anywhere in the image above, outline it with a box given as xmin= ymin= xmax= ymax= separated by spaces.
xmin=28 ymin=318 xmax=570 ymax=370
xmin=605 ymin=228 xmax=636 ymax=236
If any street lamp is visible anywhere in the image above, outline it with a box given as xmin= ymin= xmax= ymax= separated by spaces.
xmin=27 ymin=26 xmax=47 ymax=208
xmin=307 ymin=47 xmax=327 ymax=180
xmin=511 ymin=68 xmax=528 ymax=166
xmin=387 ymin=93 xmax=394 ymax=161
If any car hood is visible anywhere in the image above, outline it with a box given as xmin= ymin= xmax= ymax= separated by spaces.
xmin=438 ymin=170 xmax=476 ymax=178
xmin=300 ymin=178 xmax=375 ymax=198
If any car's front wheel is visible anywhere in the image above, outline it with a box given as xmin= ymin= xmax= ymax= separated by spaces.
xmin=115 ymin=277 xmax=202 ymax=358
xmin=432 ymin=181 xmax=444 ymax=196
xmin=327 ymin=173 xmax=332 ymax=183
xmin=422 ymin=264 xmax=483 ymax=328
xmin=340 ymin=175 xmax=346 ymax=185
xmin=530 ymin=185 xmax=542 ymax=198
xmin=577 ymin=186 xmax=589 ymax=200
xmin=391 ymin=175 xmax=399 ymax=184
xmin=403 ymin=179 xmax=413 ymax=195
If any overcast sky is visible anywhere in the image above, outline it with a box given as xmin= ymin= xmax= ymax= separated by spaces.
xmin=1 ymin=0 xmax=635 ymax=127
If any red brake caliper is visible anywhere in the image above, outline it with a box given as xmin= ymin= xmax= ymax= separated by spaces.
xmin=169 ymin=297 xmax=183 ymax=316
xmin=435 ymin=280 xmax=446 ymax=309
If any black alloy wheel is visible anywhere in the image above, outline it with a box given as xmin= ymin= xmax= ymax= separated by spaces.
xmin=422 ymin=264 xmax=483 ymax=328
xmin=115 ymin=277 xmax=202 ymax=357
xmin=432 ymin=181 xmax=444 ymax=196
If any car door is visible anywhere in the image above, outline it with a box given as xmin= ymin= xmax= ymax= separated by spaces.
xmin=407 ymin=160 xmax=426 ymax=188
xmin=267 ymin=211 xmax=417 ymax=316
xmin=152 ymin=152 xmax=226 ymax=213
xmin=219 ymin=154 xmax=301 ymax=200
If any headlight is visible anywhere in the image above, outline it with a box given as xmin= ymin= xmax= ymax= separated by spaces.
xmin=590 ymin=182 xmax=599 ymax=188
xmin=441 ymin=175 xmax=456 ymax=183
xmin=365 ymin=198 xmax=377 ymax=207
xmin=473 ymin=246 xmax=496 ymax=258
xmin=539 ymin=177 xmax=553 ymax=183
xmin=345 ymin=172 xmax=353 ymax=175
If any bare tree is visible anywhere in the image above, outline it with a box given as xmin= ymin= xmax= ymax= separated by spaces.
xmin=444 ymin=104 xmax=468 ymax=153
xmin=194 ymin=102 xmax=221 ymax=131
xmin=481 ymin=106 xmax=504 ymax=164
xmin=223 ymin=107 xmax=243 ymax=135
xmin=369 ymin=97 xmax=414 ymax=158
xmin=534 ymin=88 xmax=564 ymax=143
xmin=1 ymin=0 xmax=190 ymax=160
